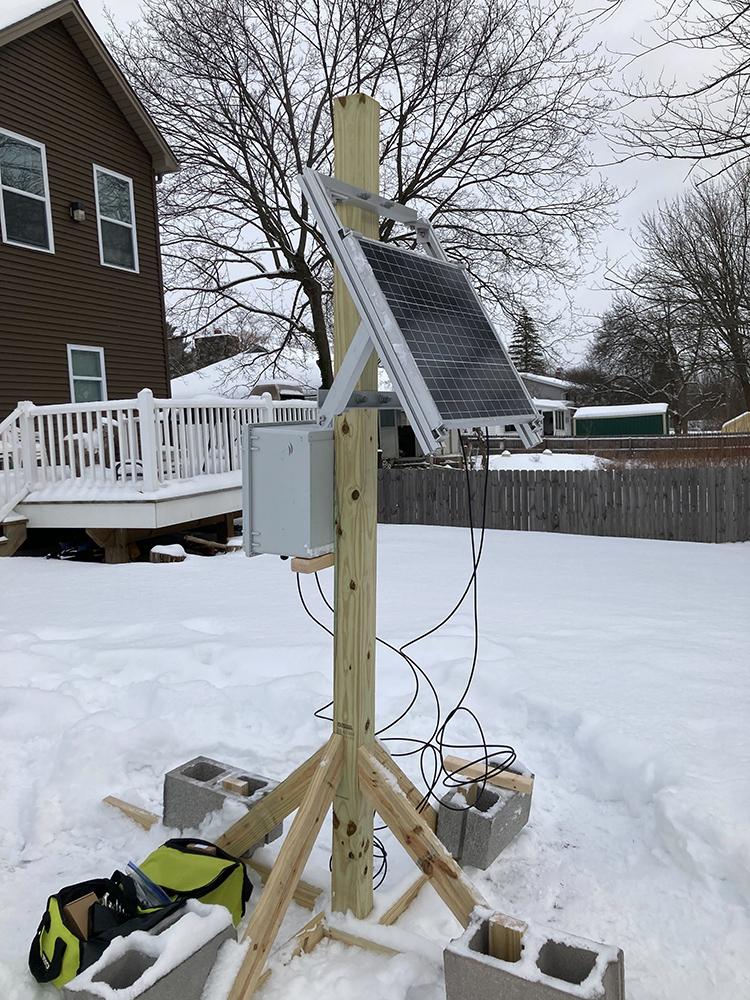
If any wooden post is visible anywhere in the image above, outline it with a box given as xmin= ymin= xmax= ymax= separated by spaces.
xmin=18 ymin=401 xmax=37 ymax=490
xmin=331 ymin=93 xmax=380 ymax=919
xmin=137 ymin=388 xmax=159 ymax=493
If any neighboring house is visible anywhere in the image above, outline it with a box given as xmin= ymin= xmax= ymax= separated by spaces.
xmin=518 ymin=373 xmax=574 ymax=439
xmin=531 ymin=397 xmax=571 ymax=437
xmin=0 ymin=0 xmax=179 ymax=420
xmin=518 ymin=372 xmax=572 ymax=403
xmin=573 ymin=403 xmax=670 ymax=437
xmin=722 ymin=411 xmax=750 ymax=434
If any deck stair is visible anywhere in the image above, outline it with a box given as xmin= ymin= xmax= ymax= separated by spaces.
xmin=0 ymin=511 xmax=28 ymax=557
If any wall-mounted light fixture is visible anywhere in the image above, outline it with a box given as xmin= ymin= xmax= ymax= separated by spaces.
xmin=69 ymin=202 xmax=86 ymax=222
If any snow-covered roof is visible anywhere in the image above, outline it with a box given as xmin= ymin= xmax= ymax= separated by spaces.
xmin=532 ymin=397 xmax=570 ymax=412
xmin=172 ymin=347 xmax=394 ymax=400
xmin=0 ymin=0 xmax=57 ymax=32
xmin=520 ymin=372 xmax=573 ymax=389
xmin=722 ymin=411 xmax=750 ymax=432
xmin=573 ymin=402 xmax=669 ymax=421
xmin=171 ymin=349 xmax=323 ymax=400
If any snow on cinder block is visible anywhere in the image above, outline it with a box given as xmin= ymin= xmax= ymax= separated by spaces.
xmin=437 ymin=762 xmax=533 ymax=869
xmin=444 ymin=909 xmax=625 ymax=1000
xmin=62 ymin=901 xmax=236 ymax=1000
xmin=163 ymin=756 xmax=282 ymax=852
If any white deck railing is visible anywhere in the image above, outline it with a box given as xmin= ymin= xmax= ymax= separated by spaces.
xmin=0 ymin=390 xmax=318 ymax=508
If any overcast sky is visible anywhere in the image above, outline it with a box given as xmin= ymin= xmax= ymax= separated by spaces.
xmin=81 ymin=0 xmax=720 ymax=358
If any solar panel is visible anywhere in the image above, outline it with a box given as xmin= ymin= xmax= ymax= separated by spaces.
xmin=298 ymin=167 xmax=542 ymax=452
xmin=356 ymin=238 xmax=535 ymax=425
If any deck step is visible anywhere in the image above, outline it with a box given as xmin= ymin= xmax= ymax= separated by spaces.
xmin=0 ymin=513 xmax=28 ymax=557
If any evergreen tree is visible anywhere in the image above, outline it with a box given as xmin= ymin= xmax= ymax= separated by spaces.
xmin=508 ymin=308 xmax=547 ymax=374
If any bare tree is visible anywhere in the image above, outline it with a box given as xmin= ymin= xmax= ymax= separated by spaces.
xmin=569 ymin=291 xmax=712 ymax=431
xmin=594 ymin=168 xmax=750 ymax=416
xmin=630 ymin=169 xmax=750 ymax=408
xmin=110 ymin=0 xmax=617 ymax=387
xmin=615 ymin=0 xmax=750 ymax=172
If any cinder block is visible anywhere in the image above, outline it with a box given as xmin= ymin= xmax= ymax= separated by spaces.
xmin=435 ymin=789 xmax=467 ymax=859
xmin=437 ymin=769 xmax=532 ymax=869
xmin=63 ymin=904 xmax=236 ymax=1000
xmin=444 ymin=911 xmax=625 ymax=1000
xmin=163 ymin=756 xmax=282 ymax=853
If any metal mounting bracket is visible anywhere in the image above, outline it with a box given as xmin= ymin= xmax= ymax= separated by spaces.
xmin=314 ymin=172 xmax=447 ymax=262
xmin=318 ymin=388 xmax=403 ymax=414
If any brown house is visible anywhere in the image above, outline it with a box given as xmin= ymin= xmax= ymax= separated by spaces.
xmin=0 ymin=0 xmax=178 ymax=420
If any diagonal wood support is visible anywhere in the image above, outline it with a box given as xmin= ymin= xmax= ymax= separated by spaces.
xmin=228 ymin=734 xmax=344 ymax=1000
xmin=216 ymin=743 xmax=327 ymax=856
xmin=372 ymin=741 xmax=439 ymax=832
xmin=378 ymin=873 xmax=429 ymax=926
xmin=358 ymin=745 xmax=485 ymax=928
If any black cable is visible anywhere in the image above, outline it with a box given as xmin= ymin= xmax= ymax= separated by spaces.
xmin=296 ymin=572 xmax=334 ymax=723
xmin=296 ymin=428 xmax=518 ymax=875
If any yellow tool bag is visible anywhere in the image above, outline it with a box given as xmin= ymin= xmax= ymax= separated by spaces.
xmin=28 ymin=873 xmax=183 ymax=988
xmin=137 ymin=838 xmax=252 ymax=926
xmin=29 ymin=838 xmax=250 ymax=989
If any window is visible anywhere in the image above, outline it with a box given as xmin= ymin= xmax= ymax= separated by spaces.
xmin=93 ymin=166 xmax=138 ymax=271
xmin=0 ymin=128 xmax=54 ymax=252
xmin=67 ymin=345 xmax=107 ymax=403
xmin=554 ymin=410 xmax=566 ymax=432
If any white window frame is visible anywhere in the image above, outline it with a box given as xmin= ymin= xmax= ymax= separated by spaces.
xmin=93 ymin=164 xmax=139 ymax=273
xmin=67 ymin=344 xmax=108 ymax=403
xmin=0 ymin=127 xmax=55 ymax=254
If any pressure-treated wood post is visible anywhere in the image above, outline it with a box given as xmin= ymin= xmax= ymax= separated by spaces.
xmin=331 ymin=93 xmax=380 ymax=918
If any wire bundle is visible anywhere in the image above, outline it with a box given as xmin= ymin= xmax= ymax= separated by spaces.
xmin=296 ymin=430 xmax=517 ymax=885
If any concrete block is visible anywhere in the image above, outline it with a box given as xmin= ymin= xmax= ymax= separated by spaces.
xmin=63 ymin=902 xmax=236 ymax=1000
xmin=444 ymin=910 xmax=625 ymax=1000
xmin=435 ymin=789 xmax=467 ymax=859
xmin=163 ymin=756 xmax=282 ymax=853
xmin=437 ymin=764 xmax=532 ymax=869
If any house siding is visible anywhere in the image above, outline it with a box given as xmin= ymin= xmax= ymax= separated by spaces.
xmin=574 ymin=413 xmax=668 ymax=436
xmin=0 ymin=20 xmax=170 ymax=419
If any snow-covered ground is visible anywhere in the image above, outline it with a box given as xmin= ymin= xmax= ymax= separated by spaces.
xmin=485 ymin=451 xmax=607 ymax=471
xmin=1 ymin=526 xmax=748 ymax=999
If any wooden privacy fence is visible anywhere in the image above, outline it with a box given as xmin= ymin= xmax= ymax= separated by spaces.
xmin=377 ymin=467 xmax=750 ymax=543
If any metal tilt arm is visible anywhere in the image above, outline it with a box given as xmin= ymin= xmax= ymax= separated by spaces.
xmin=315 ymin=321 xmax=373 ymax=426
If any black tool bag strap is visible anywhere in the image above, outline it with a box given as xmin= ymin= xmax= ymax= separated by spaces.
xmin=161 ymin=838 xmax=252 ymax=905
xmin=28 ymin=909 xmax=71 ymax=984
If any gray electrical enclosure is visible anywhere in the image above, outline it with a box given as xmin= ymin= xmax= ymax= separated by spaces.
xmin=242 ymin=423 xmax=335 ymax=558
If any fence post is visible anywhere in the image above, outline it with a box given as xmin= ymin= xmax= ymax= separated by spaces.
xmin=261 ymin=392 xmax=274 ymax=423
xmin=137 ymin=388 xmax=159 ymax=492
xmin=18 ymin=400 xmax=37 ymax=489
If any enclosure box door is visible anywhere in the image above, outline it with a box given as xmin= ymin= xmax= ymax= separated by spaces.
xmin=242 ymin=422 xmax=335 ymax=558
